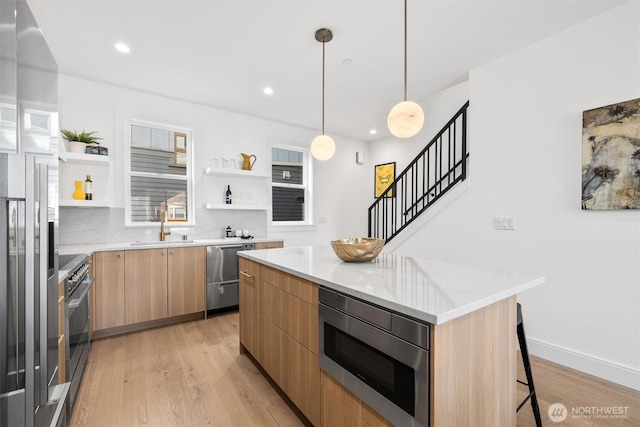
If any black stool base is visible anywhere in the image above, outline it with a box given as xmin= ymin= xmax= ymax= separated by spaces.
xmin=517 ymin=303 xmax=543 ymax=427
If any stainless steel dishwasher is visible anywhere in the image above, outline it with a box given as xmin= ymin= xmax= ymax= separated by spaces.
xmin=206 ymin=243 xmax=254 ymax=311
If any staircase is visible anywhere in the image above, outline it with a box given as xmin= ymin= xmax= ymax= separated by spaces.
xmin=368 ymin=101 xmax=469 ymax=243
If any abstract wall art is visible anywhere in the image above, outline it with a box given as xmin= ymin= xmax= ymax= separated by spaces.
xmin=582 ymin=97 xmax=640 ymax=210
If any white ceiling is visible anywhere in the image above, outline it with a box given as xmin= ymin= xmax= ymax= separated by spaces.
xmin=28 ymin=0 xmax=626 ymax=142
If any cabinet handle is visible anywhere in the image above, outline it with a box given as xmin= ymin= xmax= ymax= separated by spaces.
xmin=170 ymin=250 xmax=173 ymax=255
xmin=240 ymin=271 xmax=253 ymax=279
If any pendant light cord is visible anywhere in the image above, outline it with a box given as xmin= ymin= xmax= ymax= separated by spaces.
xmin=403 ymin=0 xmax=407 ymax=102
xmin=322 ymin=38 xmax=326 ymax=135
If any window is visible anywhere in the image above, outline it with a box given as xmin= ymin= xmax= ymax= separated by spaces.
xmin=125 ymin=120 xmax=193 ymax=226
xmin=271 ymin=146 xmax=312 ymax=224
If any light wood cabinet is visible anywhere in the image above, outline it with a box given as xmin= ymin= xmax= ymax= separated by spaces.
xmin=261 ymin=315 xmax=321 ymax=425
xmin=93 ymin=247 xmax=206 ymax=336
xmin=124 ymin=248 xmax=168 ymax=323
xmin=254 ymin=241 xmax=283 ymax=250
xmin=239 ymin=259 xmax=320 ymax=425
xmin=239 ymin=257 xmax=260 ymax=360
xmin=259 ymin=264 xmax=320 ymax=426
xmin=167 ymin=246 xmax=206 ymax=316
xmin=94 ymin=251 xmax=125 ymax=330
xmin=430 ymin=296 xmax=516 ymax=426
xmin=321 ymin=372 xmax=392 ymax=427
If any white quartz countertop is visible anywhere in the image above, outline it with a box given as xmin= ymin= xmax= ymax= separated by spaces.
xmin=57 ymin=237 xmax=282 ymax=283
xmin=58 ymin=236 xmax=281 ymax=256
xmin=239 ymin=245 xmax=545 ymax=325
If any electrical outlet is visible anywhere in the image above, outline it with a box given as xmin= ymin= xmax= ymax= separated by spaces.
xmin=494 ymin=216 xmax=515 ymax=230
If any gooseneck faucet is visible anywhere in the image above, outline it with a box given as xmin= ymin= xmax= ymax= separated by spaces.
xmin=160 ymin=210 xmax=171 ymax=241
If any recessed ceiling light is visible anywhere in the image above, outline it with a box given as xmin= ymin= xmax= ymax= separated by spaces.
xmin=369 ymin=129 xmax=377 ymax=135
xmin=263 ymin=87 xmax=274 ymax=95
xmin=115 ymin=43 xmax=130 ymax=53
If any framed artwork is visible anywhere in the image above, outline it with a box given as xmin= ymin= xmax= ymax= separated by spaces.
xmin=374 ymin=162 xmax=395 ymax=198
xmin=582 ymin=97 xmax=640 ymax=210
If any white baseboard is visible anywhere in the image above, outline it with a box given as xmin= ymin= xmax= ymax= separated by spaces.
xmin=527 ymin=337 xmax=640 ymax=391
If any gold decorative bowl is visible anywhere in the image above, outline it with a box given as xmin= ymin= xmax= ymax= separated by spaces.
xmin=330 ymin=237 xmax=385 ymax=262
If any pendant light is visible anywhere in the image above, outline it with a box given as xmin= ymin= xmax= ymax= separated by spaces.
xmin=311 ymin=28 xmax=336 ymax=161
xmin=387 ymin=0 xmax=424 ymax=138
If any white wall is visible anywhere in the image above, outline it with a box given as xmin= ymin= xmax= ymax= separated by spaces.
xmin=380 ymin=2 xmax=640 ymax=390
xmin=58 ymin=75 xmax=371 ymax=246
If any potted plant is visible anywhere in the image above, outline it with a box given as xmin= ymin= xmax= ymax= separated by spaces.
xmin=61 ymin=129 xmax=102 ymax=153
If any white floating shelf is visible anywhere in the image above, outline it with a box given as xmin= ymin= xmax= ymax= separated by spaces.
xmin=204 ymin=203 xmax=270 ymax=211
xmin=59 ymin=199 xmax=110 ymax=208
xmin=204 ymin=167 xmax=269 ymax=180
xmin=59 ymin=151 xmax=109 ymax=165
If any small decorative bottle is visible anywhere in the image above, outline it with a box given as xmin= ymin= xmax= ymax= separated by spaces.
xmin=225 ymin=185 xmax=232 ymax=204
xmin=72 ymin=181 xmax=85 ymax=200
xmin=84 ymin=174 xmax=93 ymax=200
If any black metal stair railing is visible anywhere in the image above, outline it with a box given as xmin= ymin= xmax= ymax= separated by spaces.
xmin=368 ymin=101 xmax=469 ymax=243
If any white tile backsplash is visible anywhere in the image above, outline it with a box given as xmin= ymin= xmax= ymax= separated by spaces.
xmin=59 ymin=207 xmax=268 ymax=245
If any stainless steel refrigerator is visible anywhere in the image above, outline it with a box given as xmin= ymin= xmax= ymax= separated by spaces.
xmin=0 ymin=0 xmax=69 ymax=425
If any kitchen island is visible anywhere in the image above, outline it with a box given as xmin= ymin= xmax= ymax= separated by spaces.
xmin=238 ymin=245 xmax=545 ymax=427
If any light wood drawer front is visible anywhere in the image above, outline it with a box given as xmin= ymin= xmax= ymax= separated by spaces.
xmin=261 ymin=318 xmax=287 ymax=387
xmin=260 ymin=266 xmax=287 ymax=292
xmin=261 ymin=281 xmax=318 ymax=355
xmin=260 ymin=265 xmax=318 ymax=305
xmin=285 ymin=274 xmax=317 ymax=304
xmin=261 ymin=281 xmax=286 ymax=330
xmin=262 ymin=318 xmax=320 ymax=426
xmin=239 ymin=257 xmax=260 ymax=277
xmin=321 ymin=372 xmax=392 ymax=427
xmin=254 ymin=241 xmax=283 ymax=250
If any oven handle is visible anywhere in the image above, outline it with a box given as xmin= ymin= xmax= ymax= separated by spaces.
xmin=68 ymin=277 xmax=94 ymax=309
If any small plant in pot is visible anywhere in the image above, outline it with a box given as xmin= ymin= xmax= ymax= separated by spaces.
xmin=61 ymin=129 xmax=102 ymax=153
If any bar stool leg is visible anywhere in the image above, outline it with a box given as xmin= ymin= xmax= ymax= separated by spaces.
xmin=517 ymin=303 xmax=543 ymax=427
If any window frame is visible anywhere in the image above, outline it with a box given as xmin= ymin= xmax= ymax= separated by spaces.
xmin=124 ymin=119 xmax=195 ymax=228
xmin=269 ymin=144 xmax=313 ymax=226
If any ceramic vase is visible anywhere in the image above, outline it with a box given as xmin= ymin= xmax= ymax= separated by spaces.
xmin=69 ymin=141 xmax=86 ymax=153
xmin=72 ymin=180 xmax=85 ymax=200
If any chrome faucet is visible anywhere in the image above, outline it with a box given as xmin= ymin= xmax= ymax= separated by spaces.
xmin=160 ymin=210 xmax=171 ymax=241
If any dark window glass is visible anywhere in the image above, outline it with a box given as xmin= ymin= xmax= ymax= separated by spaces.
xmin=272 ymin=187 xmax=304 ymax=221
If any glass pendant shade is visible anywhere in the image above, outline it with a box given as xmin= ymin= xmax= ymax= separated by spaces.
xmin=311 ymin=134 xmax=335 ymax=161
xmin=387 ymin=100 xmax=424 ymax=138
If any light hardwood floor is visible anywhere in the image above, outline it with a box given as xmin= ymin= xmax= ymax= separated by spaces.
xmin=516 ymin=354 xmax=639 ymax=426
xmin=71 ymin=311 xmax=639 ymax=427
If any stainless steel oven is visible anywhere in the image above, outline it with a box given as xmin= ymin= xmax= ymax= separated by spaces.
xmin=59 ymin=254 xmax=93 ymax=412
xmin=319 ymin=287 xmax=430 ymax=427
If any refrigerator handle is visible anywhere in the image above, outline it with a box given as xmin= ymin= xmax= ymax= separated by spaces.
xmin=38 ymin=162 xmax=49 ymax=405
xmin=24 ymin=155 xmax=36 ymax=425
